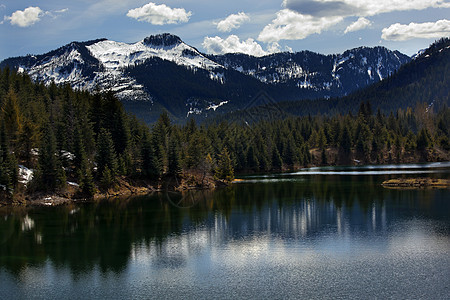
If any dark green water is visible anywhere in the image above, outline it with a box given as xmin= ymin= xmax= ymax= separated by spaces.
xmin=1 ymin=163 xmax=450 ymax=299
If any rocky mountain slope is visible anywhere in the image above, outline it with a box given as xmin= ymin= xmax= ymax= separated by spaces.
xmin=0 ymin=33 xmax=410 ymax=122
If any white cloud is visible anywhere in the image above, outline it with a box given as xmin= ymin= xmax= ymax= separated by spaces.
xmin=381 ymin=19 xmax=450 ymax=41
xmin=127 ymin=2 xmax=191 ymax=25
xmin=4 ymin=6 xmax=44 ymax=27
xmin=54 ymin=8 xmax=69 ymax=14
xmin=217 ymin=12 xmax=250 ymax=32
xmin=259 ymin=1 xmax=450 ymax=42
xmin=203 ymin=35 xmax=281 ymax=57
xmin=344 ymin=17 xmax=372 ymax=33
xmin=258 ymin=9 xmax=343 ymax=43
xmin=283 ymin=0 xmax=450 ymax=18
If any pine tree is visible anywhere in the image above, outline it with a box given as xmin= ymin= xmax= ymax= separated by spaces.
xmin=100 ymin=166 xmax=114 ymax=191
xmin=96 ymin=128 xmax=118 ymax=178
xmin=246 ymin=145 xmax=259 ymax=171
xmin=283 ymin=138 xmax=297 ymax=168
xmin=18 ymin=118 xmax=39 ymax=167
xmin=0 ymin=137 xmax=17 ymax=196
xmin=318 ymin=128 xmax=327 ymax=150
xmin=37 ymin=123 xmax=66 ymax=191
xmin=321 ymin=148 xmax=327 ymax=165
xmin=215 ymin=147 xmax=234 ymax=182
xmin=78 ymin=158 xmax=96 ymax=197
xmin=73 ymin=124 xmax=86 ymax=171
xmin=141 ymin=131 xmax=160 ymax=179
xmin=1 ymin=88 xmax=22 ymax=152
xmin=271 ymin=147 xmax=283 ymax=170
xmin=168 ymin=138 xmax=181 ymax=175
xmin=340 ymin=125 xmax=352 ymax=154
xmin=417 ymin=128 xmax=431 ymax=150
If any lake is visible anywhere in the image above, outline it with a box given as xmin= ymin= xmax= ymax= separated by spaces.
xmin=1 ymin=162 xmax=450 ymax=299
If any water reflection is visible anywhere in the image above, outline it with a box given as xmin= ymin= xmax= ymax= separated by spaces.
xmin=1 ymin=172 xmax=449 ymax=280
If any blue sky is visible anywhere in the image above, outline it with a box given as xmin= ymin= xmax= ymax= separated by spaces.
xmin=1 ymin=0 xmax=449 ymax=60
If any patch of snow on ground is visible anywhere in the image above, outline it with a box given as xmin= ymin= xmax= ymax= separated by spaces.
xmin=206 ymin=101 xmax=228 ymax=111
xmin=18 ymin=165 xmax=33 ymax=185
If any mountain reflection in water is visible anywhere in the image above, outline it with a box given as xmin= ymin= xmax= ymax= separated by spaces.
xmin=0 ymin=164 xmax=449 ymax=299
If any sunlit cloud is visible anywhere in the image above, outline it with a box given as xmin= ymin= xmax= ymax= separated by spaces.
xmin=382 ymin=19 xmax=450 ymax=41
xmin=127 ymin=2 xmax=192 ymax=25
xmin=3 ymin=6 xmax=44 ymax=27
xmin=258 ymin=9 xmax=343 ymax=43
xmin=344 ymin=17 xmax=372 ymax=34
xmin=203 ymin=35 xmax=281 ymax=57
xmin=283 ymin=0 xmax=450 ymax=18
xmin=217 ymin=12 xmax=250 ymax=32
xmin=260 ymin=0 xmax=450 ymax=42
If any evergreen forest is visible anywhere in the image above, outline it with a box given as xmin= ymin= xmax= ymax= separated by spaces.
xmin=0 ymin=58 xmax=449 ymax=201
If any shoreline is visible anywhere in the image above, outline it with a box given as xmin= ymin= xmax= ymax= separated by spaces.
xmin=0 ymin=173 xmax=228 ymax=207
xmin=2 ymin=160 xmax=449 ymax=207
xmin=382 ymin=178 xmax=450 ymax=189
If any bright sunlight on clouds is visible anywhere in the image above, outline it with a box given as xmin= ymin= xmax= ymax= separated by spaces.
xmin=127 ymin=2 xmax=192 ymax=25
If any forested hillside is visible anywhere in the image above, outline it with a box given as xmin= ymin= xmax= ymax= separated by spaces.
xmin=0 ymin=33 xmax=410 ymax=123
xmin=219 ymin=38 xmax=449 ymax=120
xmin=0 ymin=57 xmax=449 ymax=202
xmin=0 ymin=68 xmax=235 ymax=202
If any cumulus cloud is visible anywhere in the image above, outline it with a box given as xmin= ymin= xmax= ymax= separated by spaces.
xmin=344 ymin=17 xmax=372 ymax=33
xmin=217 ymin=12 xmax=250 ymax=32
xmin=258 ymin=9 xmax=343 ymax=43
xmin=203 ymin=35 xmax=282 ymax=57
xmin=283 ymin=0 xmax=450 ymax=17
xmin=127 ymin=2 xmax=191 ymax=25
xmin=259 ymin=0 xmax=450 ymax=42
xmin=381 ymin=19 xmax=450 ymax=41
xmin=4 ymin=6 xmax=44 ymax=27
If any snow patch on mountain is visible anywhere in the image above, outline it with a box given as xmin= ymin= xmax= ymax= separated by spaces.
xmin=86 ymin=38 xmax=222 ymax=71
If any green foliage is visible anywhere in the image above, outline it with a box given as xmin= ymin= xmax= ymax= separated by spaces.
xmin=36 ymin=123 xmax=66 ymax=191
xmin=0 ymin=66 xmax=449 ymax=198
xmin=100 ymin=166 xmax=115 ymax=191
xmin=416 ymin=128 xmax=431 ymax=150
xmin=78 ymin=159 xmax=96 ymax=197
xmin=215 ymin=147 xmax=234 ymax=182
xmin=96 ymin=128 xmax=118 ymax=178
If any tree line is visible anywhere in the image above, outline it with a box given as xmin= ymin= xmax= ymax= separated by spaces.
xmin=0 ymin=67 xmax=448 ymax=200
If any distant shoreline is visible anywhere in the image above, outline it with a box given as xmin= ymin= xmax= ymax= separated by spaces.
xmin=382 ymin=178 xmax=450 ymax=189
xmin=2 ymin=161 xmax=449 ymax=208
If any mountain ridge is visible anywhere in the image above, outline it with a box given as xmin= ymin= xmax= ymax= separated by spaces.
xmin=0 ymin=33 xmax=411 ymax=123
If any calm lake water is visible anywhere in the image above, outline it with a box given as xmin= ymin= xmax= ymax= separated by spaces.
xmin=1 ymin=162 xmax=450 ymax=299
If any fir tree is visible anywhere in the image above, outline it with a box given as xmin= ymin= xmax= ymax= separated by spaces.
xmin=96 ymin=128 xmax=118 ymax=178
xmin=1 ymin=88 xmax=22 ymax=152
xmin=271 ymin=147 xmax=283 ymax=170
xmin=417 ymin=128 xmax=431 ymax=150
xmin=100 ymin=166 xmax=114 ymax=191
xmin=37 ymin=123 xmax=66 ymax=191
xmin=215 ymin=147 xmax=234 ymax=182
xmin=340 ymin=125 xmax=352 ymax=154
xmin=321 ymin=148 xmax=328 ymax=166
xmin=141 ymin=131 xmax=160 ymax=179
xmin=168 ymin=138 xmax=181 ymax=175
xmin=78 ymin=158 xmax=96 ymax=197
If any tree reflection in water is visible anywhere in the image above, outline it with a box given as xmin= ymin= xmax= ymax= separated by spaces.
xmin=0 ymin=173 xmax=449 ymax=277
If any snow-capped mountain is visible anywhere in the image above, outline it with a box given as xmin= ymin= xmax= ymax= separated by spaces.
xmin=0 ymin=33 xmax=410 ymax=122
xmin=208 ymin=46 xmax=409 ymax=96
xmin=1 ymin=34 xmax=224 ymax=103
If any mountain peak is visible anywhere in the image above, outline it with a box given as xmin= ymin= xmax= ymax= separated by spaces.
xmin=143 ymin=33 xmax=183 ymax=47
